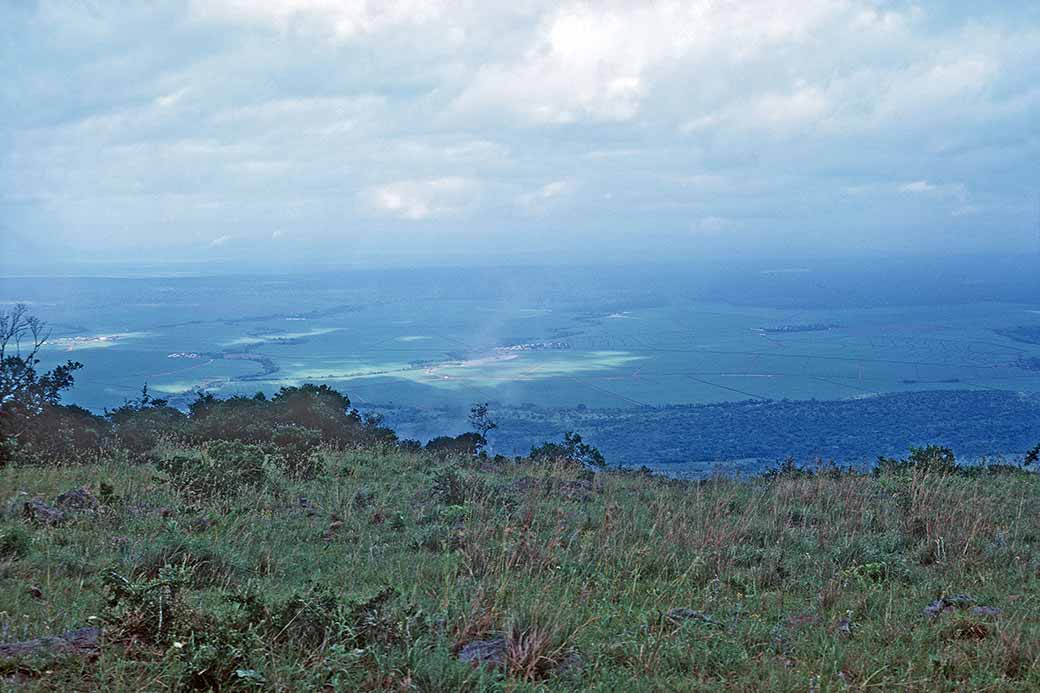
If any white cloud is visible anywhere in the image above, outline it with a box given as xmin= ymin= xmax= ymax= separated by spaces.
xmin=155 ymin=88 xmax=188 ymax=109
xmin=189 ymin=0 xmax=444 ymax=41
xmin=4 ymin=1 xmax=1039 ymax=260
xmin=516 ymin=179 xmax=577 ymax=215
xmin=900 ymin=180 xmax=967 ymax=201
xmin=362 ymin=177 xmax=479 ymax=220
xmin=209 ymin=234 xmax=233 ymax=247
xmin=901 ymin=180 xmax=938 ymax=194
xmin=454 ymin=1 xmax=846 ymax=125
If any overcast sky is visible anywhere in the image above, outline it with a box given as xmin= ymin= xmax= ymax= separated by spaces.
xmin=2 ymin=1 xmax=1038 ymax=268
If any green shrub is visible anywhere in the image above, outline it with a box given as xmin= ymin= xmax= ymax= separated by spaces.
xmin=157 ymin=440 xmax=268 ymax=504
xmin=270 ymin=424 xmax=324 ymax=480
xmin=102 ymin=566 xmax=191 ymax=644
xmin=529 ymin=431 xmax=606 ymax=468
xmin=0 ymin=525 xmax=31 ymax=559
xmin=135 ymin=537 xmax=248 ymax=588
xmin=430 ymin=468 xmax=490 ymax=506
xmin=876 ymin=445 xmax=960 ymax=476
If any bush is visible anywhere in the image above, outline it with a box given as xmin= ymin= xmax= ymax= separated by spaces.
xmin=135 ymin=537 xmax=247 ymax=588
xmin=0 ymin=525 xmax=31 ymax=559
xmin=102 ymin=566 xmax=191 ymax=644
xmin=8 ymin=404 xmax=107 ymax=465
xmin=108 ymin=387 xmax=187 ymax=459
xmin=426 ymin=433 xmax=484 ymax=458
xmin=270 ymin=424 xmax=324 ymax=479
xmin=529 ymin=431 xmax=606 ymax=468
xmin=157 ymin=440 xmax=268 ymax=504
xmin=876 ymin=445 xmax=959 ymax=476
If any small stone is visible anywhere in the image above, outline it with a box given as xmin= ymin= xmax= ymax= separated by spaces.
xmin=55 ymin=486 xmax=98 ymax=513
xmin=23 ymin=499 xmax=66 ymax=526
xmin=924 ymin=594 xmax=977 ymax=617
xmin=970 ymin=606 xmax=1002 ymax=617
xmin=457 ymin=638 xmax=506 ymax=669
xmin=922 ymin=600 xmax=946 ymax=617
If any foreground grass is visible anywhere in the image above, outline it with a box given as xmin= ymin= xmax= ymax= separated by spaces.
xmin=1 ymin=448 xmax=1039 ymax=691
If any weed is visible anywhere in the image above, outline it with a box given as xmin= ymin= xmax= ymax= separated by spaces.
xmin=0 ymin=525 xmax=31 ymax=560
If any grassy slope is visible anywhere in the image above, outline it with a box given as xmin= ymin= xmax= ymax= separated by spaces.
xmin=1 ymin=448 xmax=1039 ymax=691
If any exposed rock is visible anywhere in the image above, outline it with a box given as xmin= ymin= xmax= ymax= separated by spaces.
xmin=0 ymin=627 xmax=101 ymax=661
xmin=55 ymin=486 xmax=98 ymax=513
xmin=970 ymin=606 xmax=1003 ymax=617
xmin=22 ymin=498 xmax=66 ymax=526
xmin=923 ymin=594 xmax=977 ymax=617
xmin=457 ymin=638 xmax=506 ymax=669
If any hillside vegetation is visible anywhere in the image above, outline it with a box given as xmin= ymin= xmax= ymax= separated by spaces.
xmin=2 ymin=307 xmax=1040 ymax=690
xmin=2 ymin=442 xmax=1040 ymax=690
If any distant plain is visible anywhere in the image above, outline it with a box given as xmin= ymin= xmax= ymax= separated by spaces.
xmin=5 ymin=257 xmax=1039 ymax=469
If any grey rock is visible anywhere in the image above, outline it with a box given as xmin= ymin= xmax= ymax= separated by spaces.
xmin=55 ymin=486 xmax=98 ymax=513
xmin=924 ymin=594 xmax=978 ymax=617
xmin=970 ymin=606 xmax=1003 ymax=617
xmin=22 ymin=498 xmax=66 ymax=526
xmin=457 ymin=638 xmax=506 ymax=668
xmin=0 ymin=627 xmax=101 ymax=660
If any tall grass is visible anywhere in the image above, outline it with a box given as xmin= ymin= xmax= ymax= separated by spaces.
xmin=0 ymin=448 xmax=1037 ymax=690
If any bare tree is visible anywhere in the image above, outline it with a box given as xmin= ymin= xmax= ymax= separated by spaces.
xmin=1 ymin=304 xmax=50 ymax=406
xmin=1 ymin=305 xmax=81 ymax=458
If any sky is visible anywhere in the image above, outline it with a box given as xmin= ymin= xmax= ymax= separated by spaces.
xmin=2 ymin=1 xmax=1039 ymax=269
